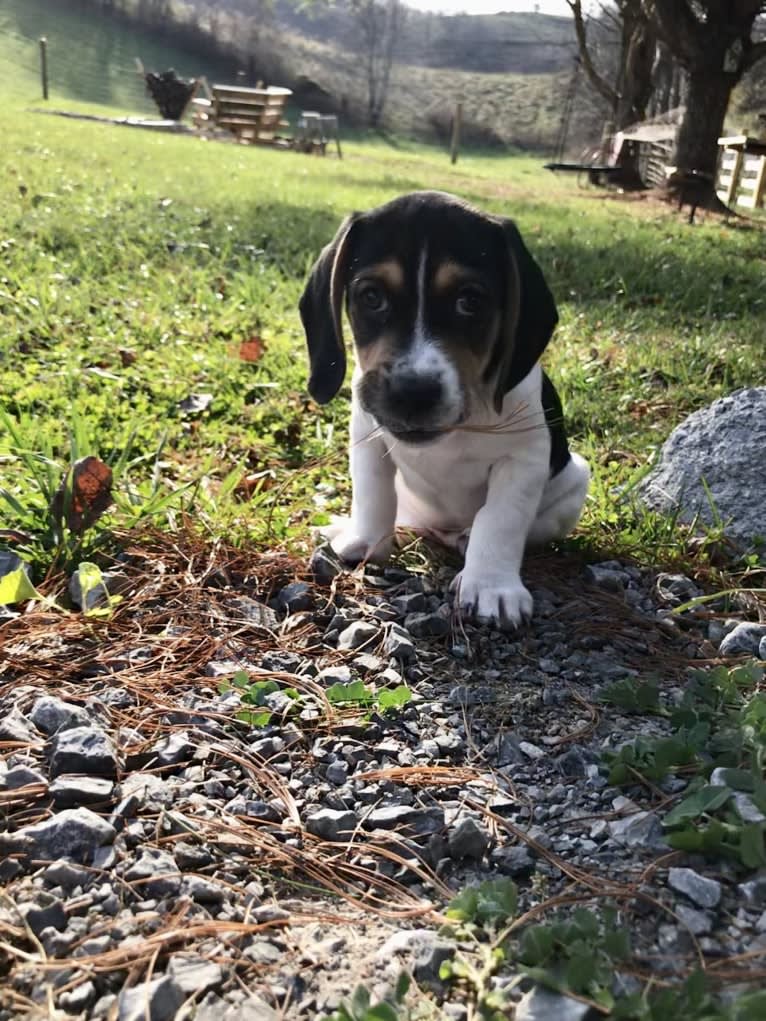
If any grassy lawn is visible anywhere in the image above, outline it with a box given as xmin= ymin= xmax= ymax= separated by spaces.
xmin=1 ymin=96 xmax=764 ymax=583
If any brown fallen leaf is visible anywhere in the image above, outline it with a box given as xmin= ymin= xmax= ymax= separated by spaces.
xmin=238 ymin=336 xmax=265 ymax=363
xmin=50 ymin=456 xmax=113 ymax=534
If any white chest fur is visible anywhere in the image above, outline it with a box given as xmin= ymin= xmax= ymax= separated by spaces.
xmin=353 ymin=362 xmax=551 ymax=534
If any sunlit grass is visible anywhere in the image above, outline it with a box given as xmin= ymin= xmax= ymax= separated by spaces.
xmin=0 ymin=90 xmax=763 ymax=580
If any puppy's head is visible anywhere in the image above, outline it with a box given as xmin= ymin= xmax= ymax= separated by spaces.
xmin=299 ymin=191 xmax=557 ymax=442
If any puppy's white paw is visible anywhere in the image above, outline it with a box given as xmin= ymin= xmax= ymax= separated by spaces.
xmin=451 ymin=570 xmax=533 ymax=630
xmin=322 ymin=517 xmax=393 ymax=565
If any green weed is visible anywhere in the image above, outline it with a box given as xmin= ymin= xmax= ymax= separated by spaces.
xmin=219 ymin=670 xmax=412 ymax=728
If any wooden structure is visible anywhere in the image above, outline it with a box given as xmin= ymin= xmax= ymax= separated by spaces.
xmin=192 ymin=83 xmax=292 ymax=145
xmin=293 ymin=111 xmax=342 ymax=157
xmin=716 ymin=136 xmax=766 ymax=210
xmin=545 ymin=108 xmax=684 ymax=191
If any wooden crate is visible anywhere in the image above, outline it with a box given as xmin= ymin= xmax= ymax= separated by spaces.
xmin=192 ymin=83 xmax=292 ymax=145
xmin=716 ymin=136 xmax=766 ymax=209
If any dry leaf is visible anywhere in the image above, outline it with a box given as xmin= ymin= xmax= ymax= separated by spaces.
xmin=50 ymin=456 xmax=113 ymax=534
xmin=239 ymin=336 xmax=265 ymax=362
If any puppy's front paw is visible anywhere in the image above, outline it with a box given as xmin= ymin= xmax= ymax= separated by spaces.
xmin=322 ymin=516 xmax=393 ymax=565
xmin=451 ymin=570 xmax=533 ymax=630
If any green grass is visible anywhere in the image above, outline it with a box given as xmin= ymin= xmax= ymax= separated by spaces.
xmin=0 ymin=91 xmax=764 ymax=582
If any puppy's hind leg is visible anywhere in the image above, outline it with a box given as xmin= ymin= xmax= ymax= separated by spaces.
xmin=528 ymin=452 xmax=590 ymax=546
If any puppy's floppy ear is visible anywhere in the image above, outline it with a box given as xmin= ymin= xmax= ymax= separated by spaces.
xmin=299 ymin=213 xmax=359 ymax=405
xmin=485 ymin=218 xmax=558 ymax=413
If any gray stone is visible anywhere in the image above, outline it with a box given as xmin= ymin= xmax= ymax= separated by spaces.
xmin=40 ymin=926 xmax=76 ymax=957
xmin=224 ymin=594 xmax=278 ymax=629
xmin=167 ymin=953 xmax=224 ymax=994
xmin=364 ymin=805 xmax=420 ymax=830
xmin=30 ymin=696 xmax=91 ymax=735
xmin=309 ymin=544 xmax=343 ymax=584
xmin=43 ymin=861 xmax=90 ymax=889
xmin=306 ymin=808 xmax=358 ymax=841
xmin=392 ymin=592 xmax=427 ymax=615
xmin=119 ymin=772 xmax=172 ymax=809
xmin=637 ymin=387 xmax=766 ymax=547
xmin=448 ymin=817 xmax=490 ymax=860
xmin=448 ymin=684 xmax=495 ymax=705
xmin=412 ymin=936 xmax=455 ymax=987
xmin=675 ymin=904 xmax=713 ymax=935
xmin=496 ymin=732 xmax=526 ymax=766
xmin=59 ymin=980 xmax=97 ymax=1012
xmin=519 ymin=741 xmax=545 ymax=760
xmin=732 ymin=791 xmax=766 ymax=824
xmin=117 ymin=976 xmax=184 ymax=1021
xmin=515 ymin=986 xmax=591 ymax=1021
xmin=382 ymin=624 xmax=417 ymax=663
xmin=124 ymin=848 xmax=181 ymax=897
xmin=153 ymin=731 xmax=194 ymax=766
xmin=404 ymin=611 xmax=450 ymax=638
xmin=337 ymin=620 xmax=379 ymax=650
xmin=738 ymin=872 xmax=766 ymax=906
xmin=760 ymin=635 xmax=766 ymax=661
xmin=49 ymin=726 xmax=118 ymax=779
xmin=0 ymin=764 xmax=46 ymax=789
xmin=609 ymin=811 xmax=666 ymax=849
xmin=0 ymin=706 xmax=39 ymax=743
xmin=668 ymin=867 xmax=722 ymax=908
xmin=584 ymin=564 xmax=625 ymax=593
xmin=18 ymin=896 xmax=67 ymax=935
xmin=326 ymin=760 xmax=349 ymax=785
xmin=719 ymin=622 xmax=766 ymax=658
xmin=378 ymin=928 xmax=455 ymax=988
xmin=14 ymin=807 xmax=115 ymax=862
xmin=491 ymin=845 xmax=536 ymax=876
xmin=277 ymin=582 xmax=314 ymax=613
xmin=316 ymin=665 xmax=353 ymax=686
xmin=184 ymin=876 xmax=225 ymax=904
xmin=50 ymin=775 xmax=114 ymax=808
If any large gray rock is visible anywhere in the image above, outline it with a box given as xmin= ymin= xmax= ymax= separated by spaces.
xmin=638 ymin=387 xmax=766 ymax=547
xmin=11 ymin=807 xmax=115 ymax=862
xmin=49 ymin=726 xmax=118 ymax=779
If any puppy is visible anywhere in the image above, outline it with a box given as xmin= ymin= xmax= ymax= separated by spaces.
xmin=299 ymin=191 xmax=590 ymax=628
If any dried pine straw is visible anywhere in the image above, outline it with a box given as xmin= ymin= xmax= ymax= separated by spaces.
xmin=1 ymin=525 xmax=758 ymax=1007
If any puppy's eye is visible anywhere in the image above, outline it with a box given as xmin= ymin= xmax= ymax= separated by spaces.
xmin=455 ymin=288 xmax=484 ymax=318
xmin=359 ymin=284 xmax=387 ymax=313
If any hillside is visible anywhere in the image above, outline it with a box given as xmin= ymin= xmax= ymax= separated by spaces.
xmin=1 ymin=0 xmax=598 ymax=152
xmin=271 ymin=1 xmax=576 ymax=75
xmin=0 ymin=0 xmax=235 ymax=111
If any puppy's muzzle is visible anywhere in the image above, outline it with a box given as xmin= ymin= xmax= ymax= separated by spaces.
xmin=360 ymin=367 xmax=463 ymax=443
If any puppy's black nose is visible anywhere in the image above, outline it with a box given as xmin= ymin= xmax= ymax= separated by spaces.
xmin=386 ymin=373 xmax=443 ymax=412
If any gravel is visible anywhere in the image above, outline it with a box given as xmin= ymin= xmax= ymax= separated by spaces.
xmin=2 ymin=546 xmax=765 ymax=1018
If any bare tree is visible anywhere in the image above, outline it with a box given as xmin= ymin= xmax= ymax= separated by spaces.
xmin=348 ymin=0 xmax=406 ymax=128
xmin=571 ymin=1 xmax=766 ymax=199
xmin=566 ymin=1 xmax=658 ymax=185
xmin=568 ymin=1 xmax=656 ymax=129
xmin=644 ymin=1 xmax=766 ymax=179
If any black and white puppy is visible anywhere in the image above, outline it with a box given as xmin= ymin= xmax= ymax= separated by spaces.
xmin=300 ymin=190 xmax=589 ymax=628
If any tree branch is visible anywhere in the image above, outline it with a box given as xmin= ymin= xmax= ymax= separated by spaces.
xmin=565 ymin=0 xmax=616 ymax=106
xmin=742 ymin=37 xmax=766 ymax=71
xmin=644 ymin=0 xmax=701 ymax=65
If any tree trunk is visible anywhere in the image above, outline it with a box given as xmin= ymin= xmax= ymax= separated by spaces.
xmin=674 ymin=69 xmax=733 ymax=178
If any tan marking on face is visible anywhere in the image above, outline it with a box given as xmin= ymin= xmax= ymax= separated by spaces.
xmin=432 ymin=260 xmax=475 ymax=293
xmin=363 ymin=259 xmax=405 ymax=291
